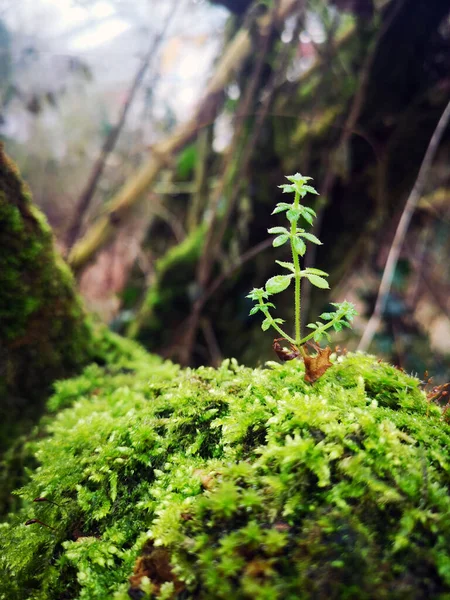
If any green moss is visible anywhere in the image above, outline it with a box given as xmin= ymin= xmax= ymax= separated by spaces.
xmin=128 ymin=225 xmax=205 ymax=345
xmin=0 ymin=145 xmax=159 ymax=515
xmin=0 ymin=144 xmax=94 ymax=403
xmin=1 ymin=353 xmax=449 ymax=599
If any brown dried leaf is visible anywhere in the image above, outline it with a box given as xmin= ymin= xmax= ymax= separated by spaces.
xmin=273 ymin=338 xmax=300 ymax=362
xmin=303 ymin=346 xmax=332 ymax=383
xmin=128 ymin=541 xmax=184 ymax=598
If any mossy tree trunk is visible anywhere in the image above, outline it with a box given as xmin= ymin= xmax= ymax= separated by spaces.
xmin=0 ymin=144 xmax=96 ymax=444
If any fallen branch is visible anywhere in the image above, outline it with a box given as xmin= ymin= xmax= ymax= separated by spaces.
xmin=68 ymin=0 xmax=300 ymax=272
xmin=358 ymin=99 xmax=450 ymax=352
xmin=66 ymin=5 xmax=178 ymax=251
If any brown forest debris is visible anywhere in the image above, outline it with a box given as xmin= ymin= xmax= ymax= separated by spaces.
xmin=303 ymin=345 xmax=333 ymax=383
xmin=128 ymin=541 xmax=184 ymax=599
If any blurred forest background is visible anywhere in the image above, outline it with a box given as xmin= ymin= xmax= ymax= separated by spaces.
xmin=2 ymin=0 xmax=450 ymax=380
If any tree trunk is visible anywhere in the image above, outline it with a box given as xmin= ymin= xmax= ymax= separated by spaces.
xmin=0 ymin=144 xmax=96 ymax=441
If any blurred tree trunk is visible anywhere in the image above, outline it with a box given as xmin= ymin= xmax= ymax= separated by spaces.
xmin=0 ymin=145 xmax=96 ymax=446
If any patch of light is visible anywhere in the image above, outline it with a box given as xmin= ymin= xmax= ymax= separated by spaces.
xmin=281 ymin=14 xmax=297 ymax=44
xmin=68 ymin=18 xmax=131 ymax=51
xmin=306 ymin=13 xmax=326 ymax=44
xmin=178 ymin=85 xmax=197 ymax=110
xmin=89 ymin=1 xmax=115 ymax=20
xmin=228 ymin=82 xmax=240 ymax=100
xmin=299 ymin=31 xmax=311 ymax=43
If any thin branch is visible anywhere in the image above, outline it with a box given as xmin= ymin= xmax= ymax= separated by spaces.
xmin=203 ymin=237 xmax=273 ymax=304
xmin=65 ymin=5 xmax=178 ymax=251
xmin=160 ymin=237 xmax=273 ymax=362
xmin=358 ymin=99 xmax=450 ymax=352
xmin=200 ymin=318 xmax=223 ymax=367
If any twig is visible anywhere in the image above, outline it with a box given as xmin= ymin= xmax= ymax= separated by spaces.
xmin=358 ymin=99 xmax=450 ymax=352
xmin=200 ymin=318 xmax=223 ymax=367
xmin=203 ymin=237 xmax=273 ymax=304
xmin=162 ymin=237 xmax=273 ymax=362
xmin=65 ymin=9 xmax=177 ymax=251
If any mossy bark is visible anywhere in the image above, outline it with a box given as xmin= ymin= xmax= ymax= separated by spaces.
xmin=0 ymin=144 xmax=95 ymax=441
xmin=128 ymin=225 xmax=206 ymax=357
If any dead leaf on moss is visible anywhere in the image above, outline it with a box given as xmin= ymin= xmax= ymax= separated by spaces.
xmin=193 ymin=468 xmax=217 ymax=490
xmin=303 ymin=345 xmax=332 ymax=383
xmin=128 ymin=541 xmax=184 ymax=599
xmin=272 ymin=338 xmax=300 ymax=361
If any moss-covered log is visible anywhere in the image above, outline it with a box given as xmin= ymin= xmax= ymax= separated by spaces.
xmin=0 ymin=144 xmax=95 ymax=410
xmin=128 ymin=225 xmax=206 ymax=358
xmin=0 ymin=144 xmax=159 ymax=513
xmin=1 ymin=352 xmax=449 ymax=598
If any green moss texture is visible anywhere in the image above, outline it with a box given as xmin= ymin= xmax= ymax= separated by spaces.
xmin=0 ymin=144 xmax=155 ymax=513
xmin=1 ymin=352 xmax=449 ymax=599
xmin=0 ymin=143 xmax=95 ymax=406
xmin=128 ymin=224 xmax=205 ymax=350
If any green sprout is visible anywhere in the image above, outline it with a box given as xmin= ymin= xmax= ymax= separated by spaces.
xmin=247 ymin=173 xmax=357 ymax=358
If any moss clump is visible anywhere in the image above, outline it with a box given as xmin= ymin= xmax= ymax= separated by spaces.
xmin=0 ymin=144 xmax=94 ymax=418
xmin=128 ymin=225 xmax=205 ymax=350
xmin=0 ymin=143 xmax=158 ymax=510
xmin=1 ymin=353 xmax=449 ymax=599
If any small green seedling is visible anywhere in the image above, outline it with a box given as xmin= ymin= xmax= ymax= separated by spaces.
xmin=247 ymin=173 xmax=357 ymax=380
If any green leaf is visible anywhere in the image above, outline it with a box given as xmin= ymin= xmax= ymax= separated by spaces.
xmin=272 ymin=203 xmax=292 ymax=214
xmin=300 ymin=232 xmax=322 ymax=245
xmin=266 ymin=275 xmax=293 ymax=294
xmin=313 ymin=329 xmax=330 ymax=342
xmin=286 ymin=208 xmax=301 ymax=223
xmin=306 ymin=323 xmax=317 ymax=329
xmin=273 ymin=318 xmax=285 ymax=325
xmin=285 ymin=173 xmax=312 ymax=184
xmin=303 ymin=185 xmax=319 ymax=195
xmin=268 ymin=226 xmax=289 ymax=235
xmin=333 ymin=321 xmax=343 ymax=332
xmin=273 ymin=234 xmax=290 ymax=247
xmin=319 ymin=312 xmax=333 ymax=320
xmin=292 ymin=237 xmax=306 ymax=256
xmin=304 ymin=268 xmax=329 ymax=276
xmin=261 ymin=317 xmax=271 ymax=331
xmin=275 ymin=260 xmax=295 ymax=272
xmin=278 ymin=184 xmax=296 ymax=194
xmin=176 ymin=144 xmax=197 ymax=179
xmin=246 ymin=288 xmax=269 ymax=301
xmin=305 ymin=274 xmax=329 ymax=289
xmin=300 ymin=211 xmax=314 ymax=225
xmin=249 ymin=306 xmax=261 ymax=316
xmin=303 ymin=206 xmax=317 ymax=216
